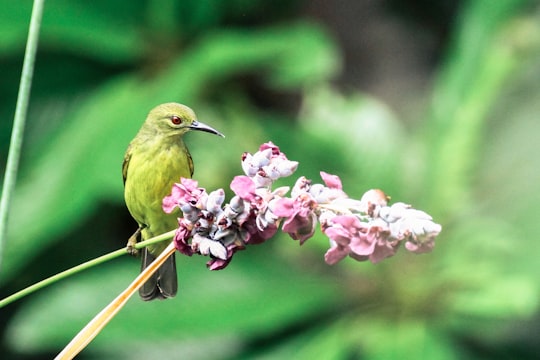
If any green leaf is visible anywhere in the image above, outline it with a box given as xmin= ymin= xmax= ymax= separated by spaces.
xmin=424 ymin=0 xmax=535 ymax=215
xmin=250 ymin=319 xmax=356 ymax=360
xmin=298 ymin=85 xmax=405 ymax=194
xmin=0 ymin=0 xmax=145 ymax=63
xmin=357 ymin=319 xmax=459 ymax=360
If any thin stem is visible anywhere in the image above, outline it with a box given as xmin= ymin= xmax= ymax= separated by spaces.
xmin=0 ymin=0 xmax=46 ymax=270
xmin=0 ymin=229 xmax=175 ymax=308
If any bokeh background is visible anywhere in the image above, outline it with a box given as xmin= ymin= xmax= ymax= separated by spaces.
xmin=1 ymin=0 xmax=540 ymax=359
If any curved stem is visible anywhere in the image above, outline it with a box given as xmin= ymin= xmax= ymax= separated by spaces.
xmin=0 ymin=229 xmax=175 ymax=308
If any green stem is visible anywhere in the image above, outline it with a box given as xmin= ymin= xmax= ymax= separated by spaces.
xmin=0 ymin=0 xmax=46 ymax=271
xmin=0 ymin=230 xmax=175 ymax=308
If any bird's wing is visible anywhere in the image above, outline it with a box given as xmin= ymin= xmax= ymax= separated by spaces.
xmin=122 ymin=144 xmax=132 ymax=185
xmin=188 ymin=150 xmax=194 ymax=177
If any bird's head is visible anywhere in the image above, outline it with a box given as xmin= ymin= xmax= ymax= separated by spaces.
xmin=144 ymin=102 xmax=224 ymax=138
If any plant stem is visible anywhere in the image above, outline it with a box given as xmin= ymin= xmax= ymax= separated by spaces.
xmin=0 ymin=229 xmax=175 ymax=308
xmin=0 ymin=0 xmax=46 ymax=271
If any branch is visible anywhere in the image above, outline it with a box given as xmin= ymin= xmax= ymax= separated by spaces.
xmin=0 ymin=230 xmax=175 ymax=308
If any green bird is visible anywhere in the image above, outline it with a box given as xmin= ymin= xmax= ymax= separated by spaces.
xmin=123 ymin=103 xmax=224 ymax=300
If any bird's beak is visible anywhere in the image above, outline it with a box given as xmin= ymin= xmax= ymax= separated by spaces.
xmin=190 ymin=121 xmax=225 ymax=138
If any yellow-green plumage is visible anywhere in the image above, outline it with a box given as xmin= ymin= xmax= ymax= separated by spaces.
xmin=123 ymin=103 xmax=223 ymax=300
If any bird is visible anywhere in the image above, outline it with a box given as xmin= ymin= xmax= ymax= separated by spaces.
xmin=122 ymin=103 xmax=224 ymax=300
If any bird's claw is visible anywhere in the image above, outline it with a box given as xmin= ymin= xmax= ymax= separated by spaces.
xmin=126 ymin=228 xmax=142 ymax=256
xmin=126 ymin=242 xmax=138 ymax=256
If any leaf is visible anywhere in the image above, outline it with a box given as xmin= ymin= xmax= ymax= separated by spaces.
xmin=357 ymin=319 xmax=459 ymax=360
xmin=424 ymin=0 xmax=534 ymax=214
xmin=247 ymin=319 xmax=355 ymax=360
xmin=298 ymin=85 xmax=405 ymax=194
xmin=0 ymin=0 xmax=145 ymax=63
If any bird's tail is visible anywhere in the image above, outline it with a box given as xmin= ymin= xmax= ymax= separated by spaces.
xmin=139 ymin=248 xmax=178 ymax=301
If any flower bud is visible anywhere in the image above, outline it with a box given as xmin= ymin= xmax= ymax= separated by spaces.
xmin=252 ymin=148 xmax=272 ymax=167
xmin=207 ymin=189 xmax=225 ymax=215
xmin=192 ymin=234 xmax=228 ymax=260
xmin=276 ymin=160 xmax=298 ymax=178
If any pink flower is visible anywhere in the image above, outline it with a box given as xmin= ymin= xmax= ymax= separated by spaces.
xmin=162 ymin=194 xmax=180 ymax=214
xmin=348 ymin=222 xmax=399 ymax=263
xmin=206 ymin=242 xmax=241 ymax=270
xmin=163 ymin=142 xmax=442 ymax=272
xmin=243 ymin=220 xmax=278 ymax=244
xmin=230 ymin=176 xmax=256 ymax=201
xmin=405 ymin=240 xmax=435 ymax=253
xmin=207 ymin=258 xmax=231 ymax=271
xmin=273 ymin=194 xmax=317 ymax=244
xmin=241 ymin=142 xmax=298 ymax=186
xmin=259 ymin=141 xmax=281 ymax=154
xmin=308 ymin=173 xmax=348 ymax=204
xmin=323 ymin=216 xmax=399 ymax=265
xmin=230 ymin=179 xmax=283 ymax=245
xmin=320 ymin=171 xmax=342 ymax=189
xmin=173 ymin=218 xmax=194 ymax=257
xmin=162 ymin=177 xmax=207 ymax=213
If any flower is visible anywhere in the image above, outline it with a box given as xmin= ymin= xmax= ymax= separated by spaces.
xmin=163 ymin=178 xmax=208 ymax=214
xmin=192 ymin=234 xmax=227 ymax=260
xmin=273 ymin=194 xmax=317 ymax=244
xmin=173 ymin=218 xmax=195 ymax=257
xmin=322 ymin=191 xmax=441 ymax=265
xmin=378 ymin=202 xmax=441 ymax=252
xmin=241 ymin=142 xmax=298 ymax=187
xmin=161 ymin=142 xmax=303 ymax=269
xmin=162 ymin=142 xmax=442 ymax=271
xmin=273 ymin=173 xmax=347 ymax=244
xmin=358 ymin=189 xmax=389 ymax=216
xmin=320 ymin=171 xmax=342 ymax=189
xmin=323 ymin=215 xmax=399 ymax=264
xmin=230 ymin=175 xmax=256 ymax=201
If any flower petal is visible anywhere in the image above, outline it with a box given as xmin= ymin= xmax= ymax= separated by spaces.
xmin=320 ymin=171 xmax=342 ymax=190
xmin=271 ymin=197 xmax=295 ymax=217
xmin=230 ymin=175 xmax=256 ymax=201
xmin=324 ymin=244 xmax=350 ymax=265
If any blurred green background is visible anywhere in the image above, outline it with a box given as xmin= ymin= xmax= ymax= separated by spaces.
xmin=1 ymin=0 xmax=540 ymax=358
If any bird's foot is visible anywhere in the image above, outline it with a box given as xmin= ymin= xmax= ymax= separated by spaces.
xmin=126 ymin=227 xmax=142 ymax=256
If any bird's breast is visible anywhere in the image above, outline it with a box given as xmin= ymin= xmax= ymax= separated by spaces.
xmin=124 ymin=140 xmax=192 ymax=238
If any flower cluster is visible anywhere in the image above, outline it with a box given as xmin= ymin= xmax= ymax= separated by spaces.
xmin=162 ymin=142 xmax=441 ymax=270
xmin=322 ymin=189 xmax=441 ymax=264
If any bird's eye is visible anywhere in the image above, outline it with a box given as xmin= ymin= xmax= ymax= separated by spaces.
xmin=171 ymin=115 xmax=182 ymax=125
